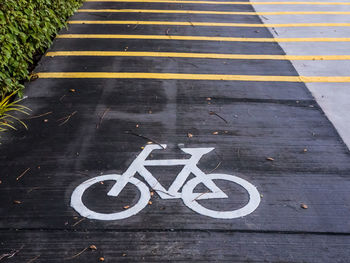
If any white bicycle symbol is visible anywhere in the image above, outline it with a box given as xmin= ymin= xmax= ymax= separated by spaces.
xmin=71 ymin=144 xmax=261 ymax=220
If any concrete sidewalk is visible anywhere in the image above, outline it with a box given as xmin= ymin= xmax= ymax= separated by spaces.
xmin=1 ymin=0 xmax=350 ymax=262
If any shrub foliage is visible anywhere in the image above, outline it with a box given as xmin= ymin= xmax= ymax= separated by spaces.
xmin=0 ymin=0 xmax=83 ymax=96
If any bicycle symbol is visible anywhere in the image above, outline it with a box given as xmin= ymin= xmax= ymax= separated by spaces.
xmin=71 ymin=144 xmax=261 ymax=220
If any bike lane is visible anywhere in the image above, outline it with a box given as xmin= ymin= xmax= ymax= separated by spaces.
xmin=1 ymin=0 xmax=350 ymax=262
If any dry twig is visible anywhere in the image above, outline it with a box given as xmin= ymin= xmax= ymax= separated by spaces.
xmin=96 ymin=108 xmax=110 ymax=129
xmin=27 ymin=255 xmax=40 ymax=263
xmin=0 ymin=245 xmax=24 ymax=260
xmin=207 ymin=161 xmax=222 ymax=174
xmin=57 ymin=111 xmax=77 ymax=126
xmin=72 ymin=217 xmax=86 ymax=227
xmin=124 ymin=131 xmax=164 ymax=149
xmin=26 ymin=111 xmax=52 ymax=120
xmin=209 ymin=111 xmax=228 ymax=123
xmin=65 ymin=247 xmax=88 ymax=260
xmin=16 ymin=168 xmax=30 ymax=181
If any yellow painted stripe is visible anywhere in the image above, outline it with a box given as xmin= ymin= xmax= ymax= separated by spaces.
xmin=76 ymin=9 xmax=350 ymax=15
xmin=56 ymin=34 xmax=350 ymax=42
xmin=37 ymin=72 xmax=350 ymax=83
xmin=45 ymin=51 xmax=350 ymax=61
xmin=85 ymin=0 xmax=350 ymax=5
xmin=68 ymin=21 xmax=350 ymax=27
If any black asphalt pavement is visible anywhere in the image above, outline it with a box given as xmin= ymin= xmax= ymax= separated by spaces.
xmin=1 ymin=0 xmax=350 ymax=262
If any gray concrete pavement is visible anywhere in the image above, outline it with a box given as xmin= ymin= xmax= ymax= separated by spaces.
xmin=253 ymin=0 xmax=350 ymax=148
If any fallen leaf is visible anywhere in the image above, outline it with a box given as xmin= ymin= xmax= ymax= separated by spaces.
xmin=13 ymin=200 xmax=21 ymax=204
xmin=206 ymin=97 xmax=211 ymax=101
xmin=122 ymin=253 xmax=127 ymax=257
xmin=301 ymin=203 xmax=308 ymax=209
xmin=99 ymin=257 xmax=105 ymax=261
xmin=148 ymin=201 xmax=152 ymax=205
xmin=150 ymin=191 xmax=154 ymax=196
xmin=69 ymin=89 xmax=76 ymax=92
xmin=303 ymin=148 xmax=308 ymax=152
xmin=147 ymin=141 xmax=153 ymax=144
xmin=266 ymin=157 xmax=274 ymax=161
xmin=43 ymin=119 xmax=48 ymax=122
xmin=212 ymin=131 xmax=219 ymax=135
xmin=124 ymin=205 xmax=130 ymax=209
xmin=30 ymin=73 xmax=39 ymax=80
xmin=136 ymin=124 xmax=139 ymax=128
xmin=187 ymin=133 xmax=193 ymax=138
xmin=89 ymin=245 xmax=97 ymax=250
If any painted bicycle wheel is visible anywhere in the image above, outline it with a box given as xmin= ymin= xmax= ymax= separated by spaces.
xmin=71 ymin=174 xmax=150 ymax=220
xmin=182 ymin=173 xmax=260 ymax=219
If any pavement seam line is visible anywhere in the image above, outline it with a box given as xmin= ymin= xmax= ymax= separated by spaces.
xmin=37 ymin=73 xmax=350 ymax=82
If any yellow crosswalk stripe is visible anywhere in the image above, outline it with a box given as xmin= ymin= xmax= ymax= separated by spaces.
xmin=45 ymin=51 xmax=350 ymax=61
xmin=77 ymin=9 xmax=350 ymax=15
xmin=57 ymin=34 xmax=350 ymax=42
xmin=37 ymin=72 xmax=350 ymax=83
xmin=85 ymin=0 xmax=350 ymax=5
xmin=68 ymin=21 xmax=350 ymax=27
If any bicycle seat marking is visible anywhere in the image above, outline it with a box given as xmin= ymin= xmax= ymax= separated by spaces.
xmin=71 ymin=144 xmax=261 ymax=220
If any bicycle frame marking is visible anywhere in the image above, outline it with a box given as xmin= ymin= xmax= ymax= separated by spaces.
xmin=107 ymin=144 xmax=227 ymax=200
xmin=70 ymin=144 xmax=261 ymax=220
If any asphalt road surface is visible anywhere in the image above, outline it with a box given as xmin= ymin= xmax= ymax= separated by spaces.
xmin=1 ymin=0 xmax=350 ymax=262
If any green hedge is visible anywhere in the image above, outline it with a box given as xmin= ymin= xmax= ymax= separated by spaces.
xmin=0 ymin=0 xmax=84 ymax=96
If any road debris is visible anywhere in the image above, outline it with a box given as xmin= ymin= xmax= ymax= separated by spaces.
xmin=208 ymin=161 xmax=222 ymax=174
xmin=57 ymin=111 xmax=77 ymax=126
xmin=0 ymin=245 xmax=24 ymax=260
xmin=26 ymin=255 xmax=40 ymax=263
xmin=26 ymin=111 xmax=52 ymax=120
xmin=301 ymin=203 xmax=308 ymax=209
xmin=187 ymin=133 xmax=193 ymax=138
xmin=124 ymin=131 xmax=164 ymax=149
xmin=209 ymin=111 xmax=228 ymax=123
xmin=72 ymin=217 xmax=85 ymax=227
xmin=266 ymin=157 xmax=274 ymax=161
xmin=65 ymin=247 xmax=88 ymax=260
xmin=96 ymin=108 xmax=110 ymax=129
xmin=89 ymin=245 xmax=97 ymax=250
xmin=16 ymin=168 xmax=30 ymax=181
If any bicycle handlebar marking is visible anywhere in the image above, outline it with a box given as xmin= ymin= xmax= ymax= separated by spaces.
xmin=70 ymin=144 xmax=261 ymax=220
